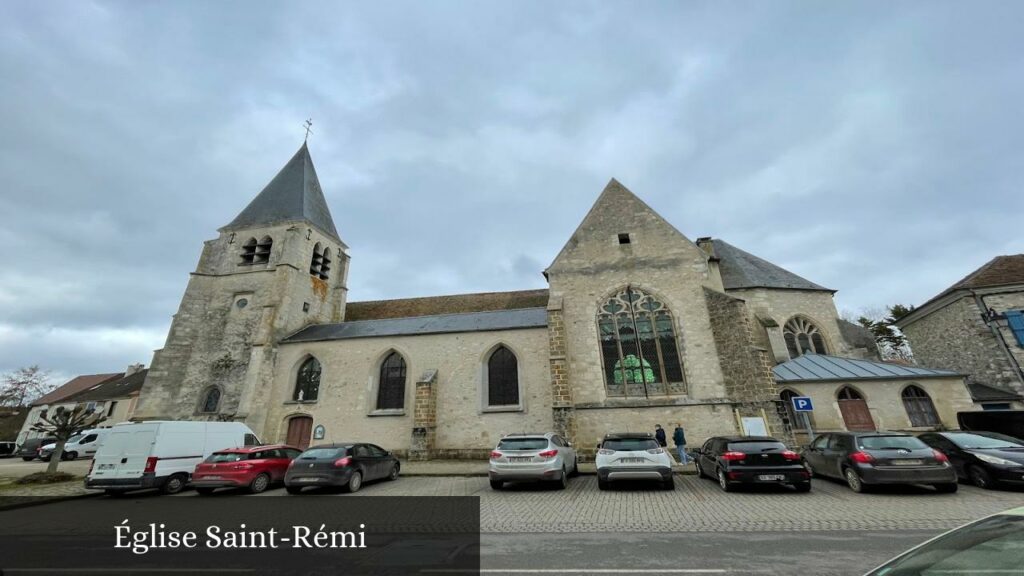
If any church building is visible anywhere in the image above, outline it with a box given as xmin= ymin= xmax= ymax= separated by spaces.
xmin=134 ymin=143 xmax=948 ymax=456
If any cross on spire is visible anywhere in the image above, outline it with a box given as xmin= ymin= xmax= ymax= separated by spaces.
xmin=303 ymin=118 xmax=313 ymax=142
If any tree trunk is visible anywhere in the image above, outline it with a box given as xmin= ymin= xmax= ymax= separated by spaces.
xmin=47 ymin=440 xmax=66 ymax=474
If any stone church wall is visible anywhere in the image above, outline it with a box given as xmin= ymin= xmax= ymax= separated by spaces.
xmin=265 ymin=327 xmax=552 ymax=454
xmin=726 ymin=287 xmax=855 ymax=360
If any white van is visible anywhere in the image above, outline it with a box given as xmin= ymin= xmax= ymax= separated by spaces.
xmin=85 ymin=421 xmax=260 ymax=495
xmin=39 ymin=428 xmax=110 ymax=461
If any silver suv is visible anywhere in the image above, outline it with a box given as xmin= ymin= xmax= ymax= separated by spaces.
xmin=489 ymin=432 xmax=578 ymax=490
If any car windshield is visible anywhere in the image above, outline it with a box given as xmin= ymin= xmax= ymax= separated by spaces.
xmin=498 ymin=438 xmax=549 ymax=451
xmin=727 ymin=441 xmax=787 ymax=452
xmin=859 ymin=436 xmax=927 ymax=450
xmin=945 ymin=433 xmax=1024 ymax=450
xmin=869 ymin=513 xmax=1024 ymax=576
xmin=205 ymin=452 xmax=246 ymax=463
xmin=299 ymin=448 xmax=345 ymax=459
xmin=64 ymin=434 xmax=84 ymax=444
xmin=603 ymin=438 xmax=659 ymax=451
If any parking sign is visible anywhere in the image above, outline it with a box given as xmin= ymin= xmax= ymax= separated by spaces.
xmin=792 ymin=396 xmax=814 ymax=412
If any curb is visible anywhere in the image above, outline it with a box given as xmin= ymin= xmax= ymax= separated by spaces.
xmin=0 ymin=490 xmax=101 ymax=512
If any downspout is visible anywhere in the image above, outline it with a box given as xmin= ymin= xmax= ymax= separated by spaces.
xmin=971 ymin=290 xmax=1024 ymax=388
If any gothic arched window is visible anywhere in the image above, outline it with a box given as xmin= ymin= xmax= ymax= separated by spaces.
xmin=255 ymin=236 xmax=273 ymax=264
xmin=487 ymin=346 xmax=519 ymax=407
xmin=240 ymin=238 xmax=258 ymax=265
xmin=376 ymin=352 xmax=407 ymax=410
xmin=902 ymin=385 xmax=940 ymax=427
xmin=778 ymin=388 xmax=815 ymax=428
xmin=319 ymin=247 xmax=331 ymax=280
xmin=309 ymin=243 xmax=323 ymax=276
xmin=199 ymin=387 xmax=221 ymax=413
xmin=597 ymin=287 xmax=685 ymax=397
xmin=784 ymin=317 xmax=828 ymax=359
xmin=294 ymin=357 xmax=322 ymax=402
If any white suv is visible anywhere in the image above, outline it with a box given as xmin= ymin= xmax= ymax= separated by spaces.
xmin=596 ymin=432 xmax=675 ymax=490
xmin=489 ymin=432 xmax=578 ymax=490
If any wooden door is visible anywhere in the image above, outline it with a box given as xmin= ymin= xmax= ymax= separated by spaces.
xmin=839 ymin=400 xmax=875 ymax=431
xmin=286 ymin=416 xmax=313 ymax=449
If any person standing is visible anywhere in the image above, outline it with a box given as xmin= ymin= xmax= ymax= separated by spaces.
xmin=673 ymin=424 xmax=688 ymax=464
xmin=654 ymin=424 xmax=667 ymax=448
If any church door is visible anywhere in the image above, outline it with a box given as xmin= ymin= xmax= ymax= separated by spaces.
xmin=837 ymin=387 xmax=875 ymax=431
xmin=286 ymin=416 xmax=313 ymax=449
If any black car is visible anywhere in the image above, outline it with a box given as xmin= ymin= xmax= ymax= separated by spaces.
xmin=16 ymin=436 xmax=55 ymax=461
xmin=801 ymin=432 xmax=957 ymax=493
xmin=918 ymin=431 xmax=1024 ymax=490
xmin=694 ymin=436 xmax=811 ymax=492
xmin=284 ymin=443 xmax=400 ymax=494
xmin=0 ymin=442 xmax=16 ymax=458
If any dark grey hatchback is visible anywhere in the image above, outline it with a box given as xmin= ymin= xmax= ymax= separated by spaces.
xmin=284 ymin=443 xmax=400 ymax=494
xmin=801 ymin=432 xmax=957 ymax=493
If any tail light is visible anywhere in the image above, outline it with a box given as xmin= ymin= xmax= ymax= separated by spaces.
xmin=782 ymin=451 xmax=801 ymax=461
xmin=333 ymin=457 xmax=352 ymax=468
xmin=932 ymin=449 xmax=949 ymax=463
xmin=647 ymin=448 xmax=665 ymax=455
xmin=721 ymin=451 xmax=746 ymax=461
xmin=538 ymin=449 xmax=558 ymax=458
xmin=233 ymin=463 xmax=254 ymax=470
xmin=144 ymin=457 xmax=158 ymax=473
xmin=850 ymin=451 xmax=874 ymax=464
xmin=490 ymin=451 xmax=503 ymax=460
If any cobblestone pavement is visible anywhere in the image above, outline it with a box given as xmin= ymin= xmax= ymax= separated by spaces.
xmin=232 ymin=473 xmax=1024 ymax=533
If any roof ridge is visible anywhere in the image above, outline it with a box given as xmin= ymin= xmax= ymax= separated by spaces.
xmin=331 ymin=305 xmax=549 ymax=327
xmin=348 ymin=288 xmax=549 ymax=306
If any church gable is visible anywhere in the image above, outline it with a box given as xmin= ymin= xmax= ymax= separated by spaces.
xmin=546 ymin=179 xmax=706 ymax=276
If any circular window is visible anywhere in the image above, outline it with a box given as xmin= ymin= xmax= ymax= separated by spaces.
xmin=236 ymin=298 xmax=248 ymax=309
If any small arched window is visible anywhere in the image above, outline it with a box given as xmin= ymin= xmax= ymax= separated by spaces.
xmin=487 ymin=346 xmax=520 ymax=407
xmin=309 ymin=243 xmax=323 ymax=275
xmin=255 ymin=236 xmax=273 ymax=264
xmin=838 ymin=386 xmax=864 ymax=401
xmin=240 ymin=238 xmax=258 ymax=265
xmin=319 ymin=248 xmax=331 ymax=280
xmin=376 ymin=352 xmax=407 ymax=410
xmin=200 ymin=387 xmax=221 ymax=413
xmin=902 ymin=385 xmax=940 ymax=427
xmin=294 ymin=357 xmax=322 ymax=402
xmin=784 ymin=317 xmax=828 ymax=358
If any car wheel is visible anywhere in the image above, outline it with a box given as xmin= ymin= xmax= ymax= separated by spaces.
xmin=844 ymin=468 xmax=866 ymax=493
xmin=694 ymin=460 xmax=705 ymax=478
xmin=489 ymin=479 xmax=503 ymax=490
xmin=286 ymin=486 xmax=303 ymax=495
xmin=344 ymin=471 xmax=362 ymax=493
xmin=570 ymin=457 xmax=579 ymax=477
xmin=717 ymin=469 xmax=734 ymax=492
xmin=933 ymin=482 xmax=958 ymax=494
xmin=21 ymin=456 xmax=34 ymax=461
xmin=662 ymin=476 xmax=675 ymax=491
xmin=196 ymin=487 xmax=216 ymax=496
xmin=968 ymin=466 xmax=994 ymax=490
xmin=104 ymin=489 xmax=127 ymax=497
xmin=161 ymin=473 xmax=187 ymax=495
xmin=64 ymin=452 xmax=77 ymax=461
xmin=597 ymin=478 xmax=609 ymax=491
xmin=249 ymin=473 xmax=271 ymax=494
xmin=388 ymin=464 xmax=400 ymax=481
xmin=556 ymin=468 xmax=568 ymax=490
xmin=794 ymin=481 xmax=812 ymax=493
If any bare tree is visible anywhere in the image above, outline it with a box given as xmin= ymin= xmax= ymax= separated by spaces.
xmin=0 ymin=366 xmax=54 ymax=407
xmin=30 ymin=405 xmax=106 ymax=474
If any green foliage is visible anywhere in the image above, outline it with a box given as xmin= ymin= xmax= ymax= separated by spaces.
xmin=859 ymin=304 xmax=916 ymax=362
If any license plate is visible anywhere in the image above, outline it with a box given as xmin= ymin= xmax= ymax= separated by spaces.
xmin=295 ymin=477 xmax=318 ymax=483
xmin=508 ymin=457 xmax=533 ymax=463
xmin=893 ymin=459 xmax=923 ymax=466
xmin=758 ymin=474 xmax=785 ymax=481
xmin=621 ymin=458 xmax=645 ymax=464
xmin=203 ymin=476 xmax=222 ymax=480
xmin=98 ymin=464 xmax=114 ymax=470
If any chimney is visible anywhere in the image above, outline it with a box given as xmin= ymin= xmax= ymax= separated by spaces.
xmin=124 ymin=363 xmax=145 ymax=377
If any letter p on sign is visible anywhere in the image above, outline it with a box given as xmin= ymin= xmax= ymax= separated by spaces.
xmin=792 ymin=396 xmax=814 ymax=412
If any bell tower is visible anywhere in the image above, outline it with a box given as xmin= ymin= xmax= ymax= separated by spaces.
xmin=134 ymin=143 xmax=349 ymax=431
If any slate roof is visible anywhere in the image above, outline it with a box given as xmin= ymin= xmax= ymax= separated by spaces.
xmin=966 ymin=382 xmax=1023 ymax=402
xmin=711 ymin=239 xmax=832 ymax=292
xmin=68 ymin=369 xmax=149 ymax=403
xmin=32 ymin=373 xmax=124 ymax=406
xmin=773 ymin=354 xmax=960 ymax=383
xmin=221 ymin=143 xmax=341 ymax=242
xmin=344 ymin=289 xmax=550 ymax=321
xmin=284 ymin=308 xmax=549 ymax=343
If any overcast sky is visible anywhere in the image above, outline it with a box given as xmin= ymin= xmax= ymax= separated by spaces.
xmin=1 ymin=2 xmax=1022 ymax=383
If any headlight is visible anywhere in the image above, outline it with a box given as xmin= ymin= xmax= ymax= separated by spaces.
xmin=973 ymin=452 xmax=1018 ymax=466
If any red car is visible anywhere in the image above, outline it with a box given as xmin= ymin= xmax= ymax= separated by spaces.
xmin=193 ymin=445 xmax=303 ymax=494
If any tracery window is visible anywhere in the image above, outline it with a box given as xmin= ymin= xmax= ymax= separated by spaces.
xmin=294 ymin=357 xmax=321 ymax=402
xmin=376 ymin=352 xmax=407 ymax=410
xmin=784 ymin=317 xmax=828 ymax=358
xmin=597 ymin=287 xmax=685 ymax=397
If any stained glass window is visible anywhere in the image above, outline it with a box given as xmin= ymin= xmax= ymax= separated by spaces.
xmin=200 ymin=387 xmax=220 ymax=413
xmin=294 ymin=357 xmax=321 ymax=401
xmin=784 ymin=317 xmax=828 ymax=358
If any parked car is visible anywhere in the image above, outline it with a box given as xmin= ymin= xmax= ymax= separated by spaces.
xmin=17 ymin=436 xmax=55 ymax=461
xmin=801 ymin=431 xmax=957 ymax=493
xmin=192 ymin=444 xmax=302 ymax=495
xmin=284 ymin=443 xmax=400 ymax=494
xmin=865 ymin=505 xmax=1024 ymax=575
xmin=40 ymin=428 xmax=110 ymax=461
xmin=85 ymin=421 xmax=261 ymax=495
xmin=595 ymin=432 xmax=674 ymax=490
xmin=694 ymin=436 xmax=810 ymax=492
xmin=0 ymin=441 xmax=16 ymax=458
xmin=957 ymin=409 xmax=1024 ymax=440
xmin=488 ymin=432 xmax=578 ymax=490
xmin=918 ymin=430 xmax=1024 ymax=490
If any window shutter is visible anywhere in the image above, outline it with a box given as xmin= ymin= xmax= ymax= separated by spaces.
xmin=1006 ymin=310 xmax=1024 ymax=347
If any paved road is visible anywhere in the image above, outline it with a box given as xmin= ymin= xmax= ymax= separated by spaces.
xmin=0 ymin=456 xmax=90 ymax=479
